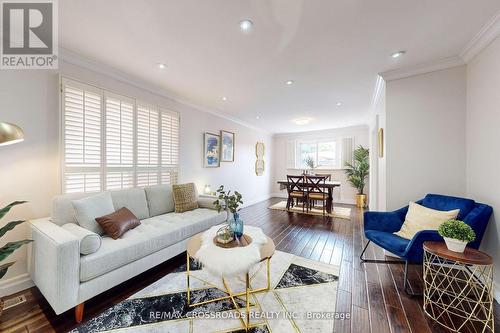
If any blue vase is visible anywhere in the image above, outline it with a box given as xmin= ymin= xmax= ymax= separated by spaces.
xmin=230 ymin=212 xmax=244 ymax=238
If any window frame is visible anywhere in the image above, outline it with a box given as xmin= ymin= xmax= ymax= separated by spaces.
xmin=295 ymin=139 xmax=341 ymax=170
xmin=60 ymin=77 xmax=180 ymax=194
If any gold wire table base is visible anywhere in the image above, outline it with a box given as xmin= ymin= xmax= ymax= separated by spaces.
xmin=186 ymin=253 xmax=271 ymax=331
xmin=423 ymin=248 xmax=494 ymax=333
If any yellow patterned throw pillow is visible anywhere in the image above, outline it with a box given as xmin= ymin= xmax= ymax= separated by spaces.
xmin=395 ymin=202 xmax=459 ymax=240
xmin=172 ymin=183 xmax=199 ymax=213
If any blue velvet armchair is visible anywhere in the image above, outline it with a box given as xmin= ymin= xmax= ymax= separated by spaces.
xmin=361 ymin=193 xmax=492 ymax=294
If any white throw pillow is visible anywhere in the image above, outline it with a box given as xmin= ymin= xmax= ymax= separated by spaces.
xmin=62 ymin=223 xmax=102 ymax=255
xmin=395 ymin=201 xmax=459 ymax=240
xmin=72 ymin=192 xmax=115 ymax=235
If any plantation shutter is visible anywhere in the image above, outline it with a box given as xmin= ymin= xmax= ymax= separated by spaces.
xmin=160 ymin=110 xmax=180 ymax=184
xmin=286 ymin=140 xmax=296 ymax=169
xmin=62 ymin=79 xmax=102 ymax=193
xmin=341 ymin=137 xmax=354 ymax=167
xmin=136 ymin=104 xmax=159 ymax=187
xmin=104 ymin=93 xmax=135 ymax=190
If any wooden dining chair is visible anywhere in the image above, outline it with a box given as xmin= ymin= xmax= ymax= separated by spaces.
xmin=306 ymin=175 xmax=328 ymax=216
xmin=314 ymin=173 xmax=331 ymax=180
xmin=286 ymin=175 xmax=307 ymax=212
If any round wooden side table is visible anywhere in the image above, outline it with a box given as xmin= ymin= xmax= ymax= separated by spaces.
xmin=423 ymin=241 xmax=494 ymax=332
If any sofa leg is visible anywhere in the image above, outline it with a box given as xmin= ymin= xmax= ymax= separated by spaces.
xmin=75 ymin=302 xmax=85 ymax=323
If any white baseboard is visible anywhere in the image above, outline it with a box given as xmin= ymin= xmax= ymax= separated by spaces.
xmin=270 ymin=192 xmax=356 ymax=206
xmin=0 ymin=273 xmax=34 ymax=297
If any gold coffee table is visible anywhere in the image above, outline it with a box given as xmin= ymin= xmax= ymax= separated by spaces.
xmin=186 ymin=231 xmax=275 ymax=331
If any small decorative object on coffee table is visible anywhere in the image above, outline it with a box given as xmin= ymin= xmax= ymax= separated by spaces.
xmin=213 ymin=185 xmax=244 ymax=238
xmin=215 ymin=225 xmax=234 ymax=244
xmin=438 ymin=219 xmax=476 ymax=253
xmin=423 ymin=241 xmax=494 ymax=332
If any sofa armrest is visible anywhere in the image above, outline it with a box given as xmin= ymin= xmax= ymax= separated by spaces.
xmin=364 ymin=211 xmax=405 ymax=233
xmin=29 ymin=218 xmax=80 ymax=314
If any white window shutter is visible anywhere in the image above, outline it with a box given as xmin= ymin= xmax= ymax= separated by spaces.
xmin=341 ymin=137 xmax=354 ymax=168
xmin=62 ymin=79 xmax=102 ymax=193
xmin=286 ymin=140 xmax=296 ymax=169
xmin=137 ymin=104 xmax=159 ymax=167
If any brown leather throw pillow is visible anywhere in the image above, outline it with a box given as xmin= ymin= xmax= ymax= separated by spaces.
xmin=95 ymin=207 xmax=141 ymax=239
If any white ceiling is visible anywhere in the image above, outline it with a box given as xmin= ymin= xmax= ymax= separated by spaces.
xmin=59 ymin=0 xmax=500 ymax=133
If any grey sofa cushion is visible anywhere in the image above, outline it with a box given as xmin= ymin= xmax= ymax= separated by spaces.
xmin=72 ymin=192 xmax=115 ymax=235
xmin=110 ymin=188 xmax=149 ymax=220
xmin=52 ymin=192 xmax=92 ymax=226
xmin=79 ymin=208 xmax=226 ymax=281
xmin=62 ymin=223 xmax=102 ymax=255
xmin=144 ymin=185 xmax=175 ymax=217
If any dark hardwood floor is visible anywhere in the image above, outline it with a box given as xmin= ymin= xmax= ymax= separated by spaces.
xmin=1 ymin=198 xmax=498 ymax=332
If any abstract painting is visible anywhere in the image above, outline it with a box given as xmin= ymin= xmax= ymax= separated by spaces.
xmin=220 ymin=130 xmax=235 ymax=162
xmin=204 ymin=132 xmax=220 ymax=167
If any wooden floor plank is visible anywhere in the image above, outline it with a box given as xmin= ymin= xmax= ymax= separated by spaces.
xmin=1 ymin=198 xmax=498 ymax=333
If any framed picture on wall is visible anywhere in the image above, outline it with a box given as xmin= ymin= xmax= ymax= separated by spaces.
xmin=220 ymin=130 xmax=235 ymax=162
xmin=204 ymin=132 xmax=221 ymax=167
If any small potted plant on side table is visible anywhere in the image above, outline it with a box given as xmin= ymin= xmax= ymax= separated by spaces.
xmin=438 ymin=219 xmax=476 ymax=253
xmin=213 ymin=185 xmax=244 ymax=238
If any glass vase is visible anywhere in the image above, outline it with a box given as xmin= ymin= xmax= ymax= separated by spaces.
xmin=229 ymin=212 xmax=244 ymax=238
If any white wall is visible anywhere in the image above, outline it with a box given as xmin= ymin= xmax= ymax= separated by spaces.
xmin=272 ymin=125 xmax=369 ymax=204
xmin=465 ymin=36 xmax=500 ymax=297
xmin=369 ymin=80 xmax=386 ymax=211
xmin=0 ymin=60 xmax=273 ymax=296
xmin=385 ymin=66 xmax=467 ymax=210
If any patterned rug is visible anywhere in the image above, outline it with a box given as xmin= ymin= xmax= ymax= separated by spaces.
xmin=71 ymin=251 xmax=340 ymax=333
xmin=268 ymin=201 xmax=351 ymax=219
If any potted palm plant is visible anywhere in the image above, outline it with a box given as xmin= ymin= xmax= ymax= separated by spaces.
xmin=344 ymin=145 xmax=369 ymax=208
xmin=438 ymin=220 xmax=476 ymax=253
xmin=0 ymin=201 xmax=33 ymax=316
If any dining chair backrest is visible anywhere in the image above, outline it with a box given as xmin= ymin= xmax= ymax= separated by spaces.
xmin=306 ymin=175 xmax=327 ymax=194
xmin=314 ymin=173 xmax=332 ymax=181
xmin=286 ymin=175 xmax=305 ymax=194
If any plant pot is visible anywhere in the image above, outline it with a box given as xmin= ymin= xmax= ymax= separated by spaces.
xmin=444 ymin=237 xmax=468 ymax=253
xmin=356 ymin=194 xmax=366 ymax=208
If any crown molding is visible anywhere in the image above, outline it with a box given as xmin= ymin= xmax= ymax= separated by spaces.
xmin=379 ymin=56 xmax=465 ymax=82
xmin=460 ymin=11 xmax=500 ymax=63
xmin=58 ymin=48 xmax=270 ymax=134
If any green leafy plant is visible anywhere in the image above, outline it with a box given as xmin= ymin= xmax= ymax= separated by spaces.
xmin=213 ymin=185 xmax=243 ymax=214
xmin=344 ymin=145 xmax=369 ymax=195
xmin=438 ymin=220 xmax=476 ymax=242
xmin=0 ymin=201 xmax=33 ymax=279
xmin=304 ymin=156 xmax=315 ymax=170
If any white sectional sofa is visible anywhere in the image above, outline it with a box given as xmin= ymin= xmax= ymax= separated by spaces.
xmin=28 ymin=185 xmax=226 ymax=321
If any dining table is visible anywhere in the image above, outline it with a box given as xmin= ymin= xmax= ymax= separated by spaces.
xmin=276 ymin=179 xmax=341 ymax=213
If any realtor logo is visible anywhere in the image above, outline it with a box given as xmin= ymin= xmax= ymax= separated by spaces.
xmin=1 ymin=0 xmax=58 ymax=69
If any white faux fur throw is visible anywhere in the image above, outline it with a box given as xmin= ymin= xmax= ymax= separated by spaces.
xmin=195 ymin=225 xmax=268 ymax=276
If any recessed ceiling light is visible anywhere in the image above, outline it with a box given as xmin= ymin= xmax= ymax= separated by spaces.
xmin=293 ymin=118 xmax=311 ymax=126
xmin=286 ymin=80 xmax=294 ymax=85
xmin=336 ymin=102 xmax=342 ymax=106
xmin=391 ymin=51 xmax=406 ymax=59
xmin=256 ymin=116 xmax=260 ymax=120
xmin=222 ymin=96 xmax=227 ymax=101
xmin=239 ymin=19 xmax=253 ymax=32
xmin=158 ymin=63 xmax=167 ymax=69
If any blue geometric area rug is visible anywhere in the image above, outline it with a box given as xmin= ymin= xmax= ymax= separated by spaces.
xmin=71 ymin=251 xmax=341 ymax=333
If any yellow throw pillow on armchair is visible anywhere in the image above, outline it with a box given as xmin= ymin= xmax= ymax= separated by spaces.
xmin=172 ymin=183 xmax=199 ymax=213
xmin=395 ymin=201 xmax=459 ymax=240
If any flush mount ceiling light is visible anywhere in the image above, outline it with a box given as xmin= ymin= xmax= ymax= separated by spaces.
xmin=336 ymin=102 xmax=342 ymax=106
xmin=292 ymin=118 xmax=312 ymax=126
xmin=239 ymin=19 xmax=254 ymax=32
xmin=286 ymin=80 xmax=294 ymax=85
xmin=255 ymin=116 xmax=260 ymax=120
xmin=222 ymin=96 xmax=227 ymax=101
xmin=391 ymin=51 xmax=406 ymax=58
xmin=157 ymin=63 xmax=167 ymax=69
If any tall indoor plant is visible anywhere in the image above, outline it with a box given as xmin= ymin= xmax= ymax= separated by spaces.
xmin=344 ymin=145 xmax=369 ymax=208
xmin=0 ymin=201 xmax=33 ymax=315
